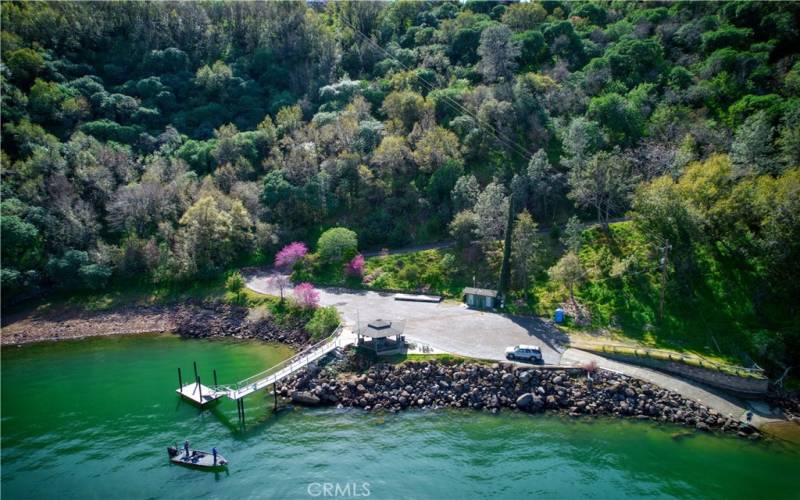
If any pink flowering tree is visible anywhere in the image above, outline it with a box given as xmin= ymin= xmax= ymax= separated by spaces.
xmin=293 ymin=282 xmax=320 ymax=309
xmin=274 ymin=242 xmax=308 ymax=271
xmin=344 ymin=254 xmax=365 ymax=279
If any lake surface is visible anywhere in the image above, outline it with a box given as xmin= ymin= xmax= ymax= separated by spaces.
xmin=2 ymin=334 xmax=799 ymax=499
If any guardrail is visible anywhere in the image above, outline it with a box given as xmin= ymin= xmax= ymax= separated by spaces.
xmin=214 ymin=325 xmax=344 ymax=396
xmin=572 ymin=342 xmax=766 ymax=379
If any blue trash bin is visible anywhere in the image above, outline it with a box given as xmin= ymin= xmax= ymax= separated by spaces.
xmin=554 ymin=308 xmax=565 ymax=324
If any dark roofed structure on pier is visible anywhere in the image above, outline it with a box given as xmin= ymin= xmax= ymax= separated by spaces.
xmin=357 ymin=318 xmax=406 ymax=355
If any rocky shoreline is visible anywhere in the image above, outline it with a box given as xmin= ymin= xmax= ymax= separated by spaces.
xmin=280 ymin=354 xmax=763 ymax=439
xmin=2 ymin=299 xmax=311 ymax=349
xmin=3 ymin=301 xmax=790 ymax=441
xmin=173 ymin=300 xmax=310 ymax=349
xmin=1 ymin=304 xmax=178 ymax=345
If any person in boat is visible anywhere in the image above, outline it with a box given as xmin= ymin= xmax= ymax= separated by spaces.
xmin=212 ymin=447 xmax=218 ymax=465
xmin=184 ymin=440 xmax=190 ymax=458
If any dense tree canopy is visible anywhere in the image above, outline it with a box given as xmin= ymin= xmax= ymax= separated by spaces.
xmin=1 ymin=0 xmax=798 ymax=349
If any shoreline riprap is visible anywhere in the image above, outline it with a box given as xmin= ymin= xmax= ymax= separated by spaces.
xmin=280 ymin=355 xmax=763 ymax=439
xmin=4 ymin=303 xmax=795 ymax=440
xmin=173 ymin=300 xmax=310 ymax=348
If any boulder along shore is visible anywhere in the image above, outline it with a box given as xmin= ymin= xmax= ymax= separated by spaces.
xmin=280 ymin=353 xmax=763 ymax=440
xmin=2 ymin=299 xmax=311 ymax=349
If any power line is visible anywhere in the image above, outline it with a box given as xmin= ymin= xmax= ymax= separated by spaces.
xmin=337 ymin=16 xmax=536 ymax=162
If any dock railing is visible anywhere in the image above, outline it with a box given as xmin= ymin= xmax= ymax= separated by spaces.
xmin=214 ymin=325 xmax=344 ymax=398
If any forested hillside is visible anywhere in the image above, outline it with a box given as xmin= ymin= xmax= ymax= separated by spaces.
xmin=2 ymin=1 xmax=798 ymax=369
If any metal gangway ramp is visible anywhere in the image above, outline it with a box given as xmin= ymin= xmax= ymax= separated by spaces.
xmin=222 ymin=327 xmax=346 ymax=400
xmin=175 ymin=326 xmax=353 ymax=420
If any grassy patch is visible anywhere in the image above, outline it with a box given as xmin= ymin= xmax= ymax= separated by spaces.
xmin=293 ymin=256 xmax=362 ymax=288
xmin=364 ymin=249 xmax=459 ymax=296
xmin=293 ymin=246 xmax=499 ymax=298
xmin=570 ymin=341 xmax=766 ymax=379
xmin=368 ymin=352 xmax=494 ymax=365
xmin=362 ymin=247 xmax=502 ymax=297
xmin=545 ymin=221 xmax=765 ymax=364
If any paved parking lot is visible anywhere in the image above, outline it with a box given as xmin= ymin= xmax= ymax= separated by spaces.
xmin=247 ymin=271 xmax=566 ymax=364
xmin=246 ymin=272 xmax=789 ymax=427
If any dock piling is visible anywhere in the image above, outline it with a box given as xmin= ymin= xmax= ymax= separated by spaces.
xmin=235 ymin=398 xmax=246 ymax=421
xmin=193 ymin=361 xmax=198 ymax=381
xmin=213 ymin=369 xmax=218 ymax=387
xmin=177 ymin=368 xmax=183 ymax=390
xmin=273 ymin=383 xmax=278 ymax=410
xmin=197 ymin=376 xmax=203 ymax=401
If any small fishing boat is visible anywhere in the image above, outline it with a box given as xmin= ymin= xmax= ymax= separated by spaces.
xmin=167 ymin=446 xmax=228 ymax=470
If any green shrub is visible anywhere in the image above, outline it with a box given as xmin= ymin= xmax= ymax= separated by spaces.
xmin=78 ymin=264 xmax=112 ymax=291
xmin=370 ymin=273 xmax=391 ymax=289
xmin=81 ymin=119 xmax=143 ymax=144
xmin=398 ymin=264 xmax=420 ymax=284
xmin=305 ymin=306 xmax=340 ymax=340
xmin=317 ymin=227 xmax=358 ymax=263
xmin=225 ymin=271 xmax=245 ymax=303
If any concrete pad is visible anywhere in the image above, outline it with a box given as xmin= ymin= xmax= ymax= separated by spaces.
xmin=394 ymin=293 xmax=441 ymax=303
xmin=246 ymin=271 xmax=567 ymax=365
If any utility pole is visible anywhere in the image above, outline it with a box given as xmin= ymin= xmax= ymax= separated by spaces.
xmin=497 ymin=197 xmax=514 ymax=302
xmin=658 ymin=239 xmax=671 ymax=322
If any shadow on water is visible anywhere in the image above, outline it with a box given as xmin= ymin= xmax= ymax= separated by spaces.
xmin=202 ymin=397 xmax=297 ymax=439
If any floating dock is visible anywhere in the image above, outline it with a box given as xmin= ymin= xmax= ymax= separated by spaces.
xmin=176 ymin=382 xmax=224 ymax=406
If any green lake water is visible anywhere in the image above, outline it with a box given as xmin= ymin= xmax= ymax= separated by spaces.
xmin=2 ymin=334 xmax=799 ymax=499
